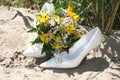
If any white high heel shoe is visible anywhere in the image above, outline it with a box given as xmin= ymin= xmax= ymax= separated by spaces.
xmin=40 ymin=27 xmax=103 ymax=68
xmin=23 ymin=3 xmax=54 ymax=58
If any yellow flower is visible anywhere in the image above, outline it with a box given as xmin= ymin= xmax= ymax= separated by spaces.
xmin=66 ymin=25 xmax=75 ymax=35
xmin=39 ymin=32 xmax=49 ymax=43
xmin=67 ymin=5 xmax=73 ymax=13
xmin=55 ymin=44 xmax=62 ymax=50
xmin=37 ymin=12 xmax=49 ymax=23
xmin=55 ymin=35 xmax=61 ymax=42
xmin=67 ymin=5 xmax=79 ymax=21
xmin=55 ymin=16 xmax=61 ymax=24
xmin=70 ymin=12 xmax=79 ymax=21
xmin=62 ymin=45 xmax=68 ymax=48
xmin=51 ymin=43 xmax=62 ymax=51
xmin=51 ymin=43 xmax=55 ymax=48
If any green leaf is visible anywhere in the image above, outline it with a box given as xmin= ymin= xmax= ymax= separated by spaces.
xmin=31 ymin=37 xmax=41 ymax=45
xmin=42 ymin=44 xmax=53 ymax=59
xmin=66 ymin=34 xmax=74 ymax=48
xmin=39 ymin=24 xmax=51 ymax=33
xmin=55 ymin=8 xmax=63 ymax=16
xmin=118 ymin=0 xmax=120 ymax=2
xmin=28 ymin=28 xmax=37 ymax=33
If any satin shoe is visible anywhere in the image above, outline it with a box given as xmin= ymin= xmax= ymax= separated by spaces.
xmin=23 ymin=44 xmax=46 ymax=58
xmin=40 ymin=27 xmax=103 ymax=68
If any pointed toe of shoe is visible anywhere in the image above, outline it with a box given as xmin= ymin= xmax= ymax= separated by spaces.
xmin=23 ymin=46 xmax=34 ymax=56
xmin=39 ymin=57 xmax=76 ymax=69
xmin=40 ymin=58 xmax=59 ymax=68
xmin=23 ymin=45 xmax=46 ymax=58
xmin=40 ymin=62 xmax=48 ymax=68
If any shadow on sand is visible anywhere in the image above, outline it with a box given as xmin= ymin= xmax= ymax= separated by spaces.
xmin=34 ymin=57 xmax=109 ymax=75
xmin=101 ymin=33 xmax=120 ymax=65
xmin=49 ymin=57 xmax=109 ymax=75
xmin=11 ymin=10 xmax=33 ymax=28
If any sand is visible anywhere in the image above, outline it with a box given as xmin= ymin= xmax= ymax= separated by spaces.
xmin=0 ymin=6 xmax=120 ymax=80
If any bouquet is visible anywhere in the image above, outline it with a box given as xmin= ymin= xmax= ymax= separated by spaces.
xmin=29 ymin=4 xmax=82 ymax=58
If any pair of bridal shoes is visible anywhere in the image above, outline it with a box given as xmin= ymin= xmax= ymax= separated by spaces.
xmin=39 ymin=27 xmax=103 ymax=68
xmin=23 ymin=27 xmax=103 ymax=68
xmin=23 ymin=2 xmax=103 ymax=68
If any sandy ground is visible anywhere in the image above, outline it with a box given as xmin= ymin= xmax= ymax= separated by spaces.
xmin=0 ymin=6 xmax=120 ymax=80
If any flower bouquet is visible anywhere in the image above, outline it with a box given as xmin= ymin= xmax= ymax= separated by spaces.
xmin=29 ymin=4 xmax=82 ymax=58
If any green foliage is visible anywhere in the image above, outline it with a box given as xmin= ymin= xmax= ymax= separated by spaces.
xmin=28 ymin=28 xmax=38 ymax=33
xmin=52 ymin=0 xmax=120 ymax=33
xmin=0 ymin=0 xmax=48 ymax=9
xmin=42 ymin=44 xmax=53 ymax=59
xmin=66 ymin=34 xmax=79 ymax=48
xmin=0 ymin=0 xmax=119 ymax=33
xmin=53 ymin=0 xmax=89 ymax=24
xmin=31 ymin=37 xmax=41 ymax=45
xmin=55 ymin=8 xmax=63 ymax=16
